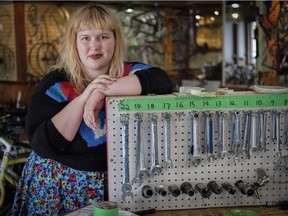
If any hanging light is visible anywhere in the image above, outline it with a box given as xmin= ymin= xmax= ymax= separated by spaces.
xmin=231 ymin=3 xmax=240 ymax=8
xmin=232 ymin=12 xmax=239 ymax=19
xmin=126 ymin=8 xmax=133 ymax=13
xmin=125 ymin=1 xmax=133 ymax=13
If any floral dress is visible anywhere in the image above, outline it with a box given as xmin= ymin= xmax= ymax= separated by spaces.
xmin=11 ymin=151 xmax=106 ymax=216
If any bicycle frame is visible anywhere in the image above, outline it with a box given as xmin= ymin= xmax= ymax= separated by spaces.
xmin=0 ymin=136 xmax=31 ymax=208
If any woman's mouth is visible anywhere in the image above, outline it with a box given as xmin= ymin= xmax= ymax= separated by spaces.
xmin=89 ymin=54 xmax=102 ymax=60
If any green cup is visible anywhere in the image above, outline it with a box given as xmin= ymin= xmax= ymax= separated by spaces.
xmin=93 ymin=201 xmax=118 ymax=216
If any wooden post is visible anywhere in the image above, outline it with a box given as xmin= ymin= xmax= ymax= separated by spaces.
xmin=14 ymin=2 xmax=27 ymax=82
xmin=162 ymin=8 xmax=178 ymax=81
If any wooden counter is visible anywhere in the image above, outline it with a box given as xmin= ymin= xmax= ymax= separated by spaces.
xmin=140 ymin=206 xmax=288 ymax=216
xmin=66 ymin=204 xmax=288 ymax=216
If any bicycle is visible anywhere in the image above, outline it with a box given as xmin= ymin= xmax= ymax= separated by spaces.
xmin=0 ymin=108 xmax=31 ymax=215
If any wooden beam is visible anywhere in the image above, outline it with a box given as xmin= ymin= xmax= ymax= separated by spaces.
xmin=14 ymin=2 xmax=27 ymax=82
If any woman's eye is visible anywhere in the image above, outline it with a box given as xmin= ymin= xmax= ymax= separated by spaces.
xmin=99 ymin=35 xmax=109 ymax=40
xmin=81 ymin=36 xmax=90 ymax=41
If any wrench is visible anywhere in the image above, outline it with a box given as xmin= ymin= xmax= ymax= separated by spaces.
xmin=190 ymin=111 xmax=202 ymax=166
xmin=136 ymin=115 xmax=150 ymax=181
xmin=258 ymin=110 xmax=268 ymax=152
xmin=149 ymin=113 xmax=162 ymax=177
xmin=217 ymin=111 xmax=229 ymax=159
xmin=205 ymin=111 xmax=215 ymax=162
xmin=242 ymin=111 xmax=251 ymax=159
xmin=120 ymin=114 xmax=134 ymax=201
xmin=271 ymin=110 xmax=277 ymax=141
xmin=273 ymin=109 xmax=282 ymax=158
xmin=250 ymin=110 xmax=258 ymax=153
xmin=285 ymin=110 xmax=288 ymax=145
xmin=162 ymin=112 xmax=173 ymax=169
xmin=231 ymin=110 xmax=241 ymax=162
xmin=132 ymin=113 xmax=147 ymax=187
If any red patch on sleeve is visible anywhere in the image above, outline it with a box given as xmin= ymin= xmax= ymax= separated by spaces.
xmin=123 ymin=64 xmax=132 ymax=76
xmin=60 ymin=81 xmax=78 ymax=101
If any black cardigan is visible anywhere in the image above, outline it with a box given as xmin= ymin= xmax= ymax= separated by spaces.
xmin=26 ymin=62 xmax=173 ymax=171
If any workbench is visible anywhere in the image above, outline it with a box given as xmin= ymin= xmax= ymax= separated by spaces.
xmin=66 ymin=204 xmax=288 ymax=216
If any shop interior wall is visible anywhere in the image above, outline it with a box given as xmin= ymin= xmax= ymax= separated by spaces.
xmin=0 ymin=1 xmax=252 ymax=109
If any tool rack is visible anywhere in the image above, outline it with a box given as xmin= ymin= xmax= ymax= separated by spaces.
xmin=106 ymin=92 xmax=288 ymax=211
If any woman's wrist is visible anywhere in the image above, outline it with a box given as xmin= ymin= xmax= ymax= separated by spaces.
xmin=92 ymin=89 xmax=106 ymax=100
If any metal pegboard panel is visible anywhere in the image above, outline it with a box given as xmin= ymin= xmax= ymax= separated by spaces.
xmin=106 ymin=94 xmax=288 ymax=211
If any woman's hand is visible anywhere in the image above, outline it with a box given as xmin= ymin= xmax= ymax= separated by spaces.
xmin=82 ymin=74 xmax=116 ymax=130
xmin=78 ymin=74 xmax=116 ymax=104
xmin=83 ymin=89 xmax=105 ymax=130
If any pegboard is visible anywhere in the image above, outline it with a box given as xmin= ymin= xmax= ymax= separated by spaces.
xmin=106 ymin=93 xmax=288 ymax=211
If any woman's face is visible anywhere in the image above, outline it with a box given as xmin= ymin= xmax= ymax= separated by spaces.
xmin=77 ymin=29 xmax=115 ymax=79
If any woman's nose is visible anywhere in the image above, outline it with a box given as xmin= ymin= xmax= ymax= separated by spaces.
xmin=90 ymin=39 xmax=100 ymax=50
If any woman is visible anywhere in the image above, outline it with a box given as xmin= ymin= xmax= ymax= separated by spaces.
xmin=11 ymin=4 xmax=172 ymax=215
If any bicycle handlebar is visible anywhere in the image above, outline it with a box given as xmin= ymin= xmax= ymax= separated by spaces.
xmin=0 ymin=107 xmax=28 ymax=144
